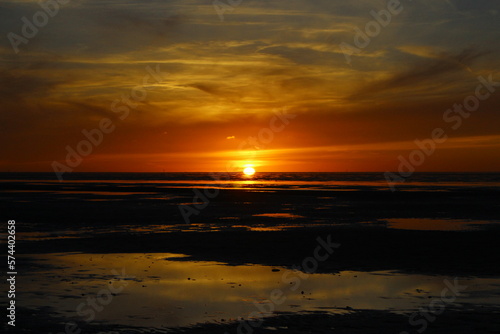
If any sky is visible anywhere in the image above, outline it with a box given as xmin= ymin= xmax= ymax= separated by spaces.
xmin=1 ymin=0 xmax=500 ymax=173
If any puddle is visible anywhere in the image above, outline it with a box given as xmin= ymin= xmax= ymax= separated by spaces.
xmin=382 ymin=218 xmax=499 ymax=231
xmin=16 ymin=253 xmax=500 ymax=329
xmin=253 ymin=213 xmax=305 ymax=219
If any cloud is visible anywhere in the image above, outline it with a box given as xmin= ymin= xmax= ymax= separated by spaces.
xmin=348 ymin=48 xmax=487 ymax=100
xmin=0 ymin=62 xmax=65 ymax=101
xmin=185 ymin=82 xmax=242 ymax=103
xmin=448 ymin=0 xmax=497 ymax=12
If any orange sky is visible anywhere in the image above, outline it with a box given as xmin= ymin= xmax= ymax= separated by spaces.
xmin=1 ymin=0 xmax=500 ymax=172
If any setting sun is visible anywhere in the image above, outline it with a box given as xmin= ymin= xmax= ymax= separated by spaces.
xmin=243 ymin=167 xmax=255 ymax=176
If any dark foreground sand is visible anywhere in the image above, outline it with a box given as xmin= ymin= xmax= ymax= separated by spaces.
xmin=16 ymin=226 xmax=500 ymax=277
xmin=5 ymin=182 xmax=500 ymax=276
xmin=2 ymin=180 xmax=500 ymax=333
xmin=11 ymin=305 xmax=500 ymax=333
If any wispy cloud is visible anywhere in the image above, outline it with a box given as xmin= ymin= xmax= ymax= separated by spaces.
xmin=348 ymin=48 xmax=487 ymax=101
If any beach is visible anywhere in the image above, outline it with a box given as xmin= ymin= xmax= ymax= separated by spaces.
xmin=1 ymin=172 xmax=500 ymax=333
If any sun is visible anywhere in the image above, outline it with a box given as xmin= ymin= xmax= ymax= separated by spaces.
xmin=243 ymin=167 xmax=255 ymax=176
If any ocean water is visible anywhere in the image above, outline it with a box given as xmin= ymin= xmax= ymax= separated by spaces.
xmin=2 ymin=172 xmax=500 ymax=190
xmin=1 ymin=172 xmax=500 ymax=235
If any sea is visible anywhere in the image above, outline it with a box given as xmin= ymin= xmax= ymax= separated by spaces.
xmin=2 ymin=171 xmax=500 ymax=234
xmin=2 ymin=171 xmax=500 ymax=189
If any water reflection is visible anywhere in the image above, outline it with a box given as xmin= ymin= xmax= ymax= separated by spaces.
xmin=383 ymin=218 xmax=499 ymax=231
xmin=18 ymin=253 xmax=500 ymax=329
xmin=253 ymin=213 xmax=304 ymax=219
xmin=15 ymin=217 xmax=500 ymax=242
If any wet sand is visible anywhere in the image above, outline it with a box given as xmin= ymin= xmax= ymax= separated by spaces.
xmin=14 ymin=227 xmax=500 ymax=277
xmin=13 ymin=306 xmax=500 ymax=334
xmin=5 ymin=183 xmax=500 ymax=276
xmin=2 ymin=176 xmax=500 ymax=332
xmin=10 ymin=252 xmax=500 ymax=333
